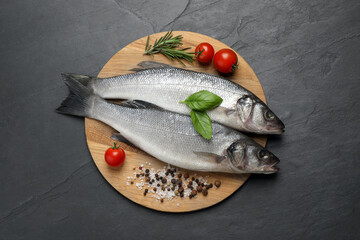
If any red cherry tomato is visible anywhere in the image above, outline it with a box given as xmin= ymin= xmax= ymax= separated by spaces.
xmin=104 ymin=143 xmax=125 ymax=167
xmin=213 ymin=49 xmax=238 ymax=73
xmin=195 ymin=42 xmax=214 ymax=63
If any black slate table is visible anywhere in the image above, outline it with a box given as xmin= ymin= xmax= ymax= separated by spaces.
xmin=1 ymin=0 xmax=359 ymax=239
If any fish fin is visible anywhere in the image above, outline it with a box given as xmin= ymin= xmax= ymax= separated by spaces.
xmin=61 ymin=73 xmax=95 ymax=88
xmin=111 ymin=133 xmax=137 ymax=148
xmin=129 ymin=61 xmax=175 ymax=72
xmin=193 ymin=152 xmax=226 ymax=163
xmin=121 ymin=100 xmax=163 ymax=110
xmin=56 ymin=75 xmax=97 ymax=117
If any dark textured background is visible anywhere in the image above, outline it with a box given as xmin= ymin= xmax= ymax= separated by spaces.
xmin=1 ymin=0 xmax=359 ymax=239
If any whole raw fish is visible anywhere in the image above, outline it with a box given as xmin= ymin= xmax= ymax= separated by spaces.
xmin=67 ymin=61 xmax=284 ymax=134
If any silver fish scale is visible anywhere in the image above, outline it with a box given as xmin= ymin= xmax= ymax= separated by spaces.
xmin=90 ymin=97 xmax=244 ymax=172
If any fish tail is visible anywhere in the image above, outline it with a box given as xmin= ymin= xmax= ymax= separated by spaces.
xmin=56 ymin=74 xmax=96 ymax=117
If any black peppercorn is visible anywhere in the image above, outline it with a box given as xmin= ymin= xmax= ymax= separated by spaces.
xmin=192 ymin=177 xmax=195 ymax=181
xmin=155 ymin=173 xmax=159 ymax=178
xmin=171 ymin=179 xmax=176 ymax=184
xmin=136 ymin=174 xmax=140 ymax=178
xmin=171 ymin=186 xmax=175 ymax=191
xmin=162 ymin=178 xmax=167 ymax=184
xmin=160 ymin=199 xmax=164 ymax=203
xmin=178 ymin=187 xmax=184 ymax=193
xmin=157 ymin=183 xmax=160 ymax=187
xmin=189 ymin=181 xmax=193 ymax=186
xmin=195 ymin=179 xmax=199 ymax=184
xmin=206 ymin=185 xmax=210 ymax=189
xmin=145 ymin=169 xmax=149 ymax=173
xmin=215 ymin=180 xmax=221 ymax=188
xmin=197 ymin=186 xmax=202 ymax=192
xmin=178 ymin=173 xmax=182 ymax=178
xmin=202 ymin=189 xmax=208 ymax=196
xmin=209 ymin=183 xmax=213 ymax=188
xmin=191 ymin=190 xmax=197 ymax=196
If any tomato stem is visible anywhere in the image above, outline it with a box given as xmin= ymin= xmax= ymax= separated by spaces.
xmin=195 ymin=48 xmax=205 ymax=57
xmin=112 ymin=142 xmax=119 ymax=149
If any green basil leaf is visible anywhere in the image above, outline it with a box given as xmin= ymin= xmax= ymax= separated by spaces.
xmin=190 ymin=110 xmax=212 ymax=139
xmin=180 ymin=90 xmax=223 ymax=111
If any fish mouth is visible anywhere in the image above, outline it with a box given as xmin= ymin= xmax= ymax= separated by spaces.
xmin=266 ymin=121 xmax=285 ymax=134
xmin=264 ymin=159 xmax=280 ymax=173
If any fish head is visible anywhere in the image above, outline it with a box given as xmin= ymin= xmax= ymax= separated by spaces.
xmin=236 ymin=95 xmax=285 ymax=134
xmin=227 ymin=140 xmax=280 ymax=174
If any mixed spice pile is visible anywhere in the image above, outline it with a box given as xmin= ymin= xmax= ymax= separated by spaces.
xmin=126 ymin=163 xmax=221 ymax=203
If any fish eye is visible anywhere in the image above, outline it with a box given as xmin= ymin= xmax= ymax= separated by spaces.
xmin=265 ymin=110 xmax=275 ymax=120
xmin=258 ymin=149 xmax=267 ymax=159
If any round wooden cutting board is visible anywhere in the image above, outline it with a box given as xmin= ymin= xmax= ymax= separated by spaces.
xmin=85 ymin=31 xmax=267 ymax=212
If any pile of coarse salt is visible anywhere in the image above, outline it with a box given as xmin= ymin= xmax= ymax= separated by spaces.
xmin=126 ymin=162 xmax=213 ymax=203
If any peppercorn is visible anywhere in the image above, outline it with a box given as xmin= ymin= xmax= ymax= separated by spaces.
xmin=145 ymin=189 xmax=148 ymax=193
xmin=162 ymin=178 xmax=167 ymax=184
xmin=160 ymin=176 xmax=163 ymax=180
xmin=151 ymin=179 xmax=155 ymax=183
xmin=178 ymin=187 xmax=184 ymax=193
xmin=192 ymin=177 xmax=195 ymax=181
xmin=209 ymin=183 xmax=213 ymax=188
xmin=189 ymin=194 xmax=193 ymax=199
xmin=184 ymin=173 xmax=189 ymax=179
xmin=133 ymin=167 xmax=136 ymax=170
xmin=189 ymin=181 xmax=193 ymax=186
xmin=157 ymin=183 xmax=160 ymax=187
xmin=136 ymin=174 xmax=140 ymax=178
xmin=171 ymin=186 xmax=175 ymax=191
xmin=201 ymin=183 xmax=205 ymax=187
xmin=155 ymin=173 xmax=159 ymax=178
xmin=130 ymin=181 xmax=134 ymax=184
xmin=171 ymin=173 xmax=175 ymax=177
xmin=167 ymin=188 xmax=170 ymax=191
xmin=180 ymin=192 xmax=184 ymax=198
xmin=206 ymin=185 xmax=210 ymax=189
xmin=145 ymin=169 xmax=149 ymax=173
xmin=156 ymin=177 xmax=160 ymax=181
xmin=145 ymin=173 xmax=149 ymax=177
xmin=145 ymin=177 xmax=150 ymax=182
xmin=195 ymin=179 xmax=199 ymax=184
xmin=171 ymin=179 xmax=176 ymax=184
xmin=160 ymin=199 xmax=164 ymax=203
xmin=202 ymin=189 xmax=208 ymax=196
xmin=178 ymin=173 xmax=182 ymax=178
xmin=191 ymin=190 xmax=197 ymax=196
xmin=154 ymin=188 xmax=157 ymax=192
xmin=197 ymin=186 xmax=202 ymax=192
xmin=215 ymin=180 xmax=221 ymax=188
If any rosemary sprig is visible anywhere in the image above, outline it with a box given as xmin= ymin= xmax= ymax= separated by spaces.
xmin=144 ymin=31 xmax=195 ymax=66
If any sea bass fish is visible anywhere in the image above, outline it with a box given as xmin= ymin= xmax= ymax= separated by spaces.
xmin=56 ymin=77 xmax=280 ymax=174
xmin=67 ymin=61 xmax=284 ymax=134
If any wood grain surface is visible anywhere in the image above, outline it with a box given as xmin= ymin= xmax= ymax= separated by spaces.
xmin=84 ymin=31 xmax=267 ymax=212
